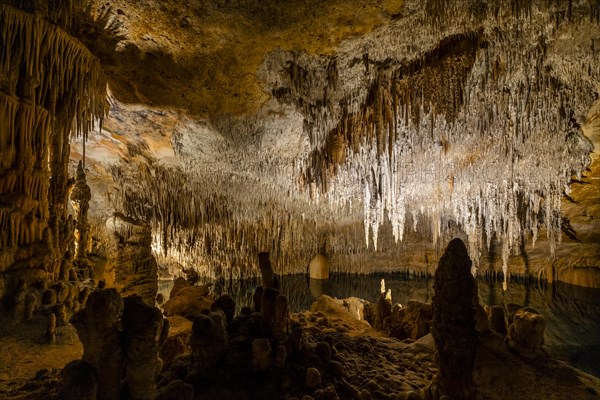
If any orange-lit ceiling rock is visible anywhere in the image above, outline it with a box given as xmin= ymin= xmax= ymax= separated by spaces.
xmin=87 ymin=0 xmax=402 ymax=116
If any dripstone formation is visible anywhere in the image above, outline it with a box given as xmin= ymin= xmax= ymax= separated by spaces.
xmin=0 ymin=2 xmax=107 ymax=314
xmin=105 ymin=214 xmax=158 ymax=305
xmin=429 ymin=238 xmax=478 ymax=400
xmin=69 ymin=289 xmax=168 ymax=400
xmin=70 ymin=161 xmax=93 ymax=280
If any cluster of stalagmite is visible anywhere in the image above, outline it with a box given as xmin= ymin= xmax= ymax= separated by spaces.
xmin=66 ymin=289 xmax=168 ymax=400
xmin=0 ymin=2 xmax=107 ymax=307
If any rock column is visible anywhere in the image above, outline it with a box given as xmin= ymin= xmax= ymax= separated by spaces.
xmin=122 ymin=296 xmax=169 ymax=400
xmin=429 ymin=238 xmax=478 ymax=400
xmin=105 ymin=214 xmax=158 ymax=305
xmin=69 ymin=160 xmax=92 ymax=279
xmin=70 ymin=289 xmax=124 ymax=400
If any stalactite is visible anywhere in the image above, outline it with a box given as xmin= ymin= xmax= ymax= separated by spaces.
xmin=262 ymin=0 xmax=597 ymax=281
xmin=0 ymin=3 xmax=107 ymax=295
xmin=102 ymin=0 xmax=598 ymax=283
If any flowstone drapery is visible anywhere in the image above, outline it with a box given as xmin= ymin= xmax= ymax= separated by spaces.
xmin=0 ymin=3 xmax=107 ymax=302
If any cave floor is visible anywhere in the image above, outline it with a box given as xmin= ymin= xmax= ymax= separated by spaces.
xmin=0 ymin=315 xmax=82 ymax=399
xmin=0 ymin=299 xmax=599 ymax=400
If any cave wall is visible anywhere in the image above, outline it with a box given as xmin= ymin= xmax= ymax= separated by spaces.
xmin=0 ymin=3 xmax=107 ymax=302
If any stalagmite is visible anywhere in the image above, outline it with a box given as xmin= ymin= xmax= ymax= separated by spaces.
xmin=71 ymin=289 xmax=124 ymax=400
xmin=429 ymin=239 xmax=478 ymax=400
xmin=70 ymin=160 xmax=92 ymax=262
xmin=59 ymin=360 xmax=98 ymax=400
xmin=189 ymin=311 xmax=228 ymax=376
xmin=273 ymin=293 xmax=289 ymax=341
xmin=122 ymin=296 xmax=168 ymax=400
xmin=46 ymin=312 xmax=57 ymax=344
xmin=258 ymin=251 xmax=276 ymax=289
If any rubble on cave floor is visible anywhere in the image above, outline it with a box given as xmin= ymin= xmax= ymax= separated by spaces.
xmin=0 ymin=244 xmax=598 ymax=400
xmin=1 ymin=286 xmax=598 ymax=400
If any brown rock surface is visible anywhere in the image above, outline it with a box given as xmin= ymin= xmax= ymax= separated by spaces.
xmin=105 ymin=214 xmax=158 ymax=305
xmin=70 ymin=288 xmax=124 ymax=400
xmin=389 ymin=301 xmax=432 ymax=341
xmin=122 ymin=295 xmax=168 ymax=400
xmin=162 ymin=284 xmax=213 ymax=321
xmin=160 ymin=315 xmax=193 ymax=367
xmin=430 ymin=238 xmax=478 ymax=400
xmin=507 ymin=309 xmax=546 ymax=356
xmin=189 ymin=311 xmax=228 ymax=375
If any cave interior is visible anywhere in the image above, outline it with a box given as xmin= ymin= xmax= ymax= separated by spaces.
xmin=1 ymin=0 xmax=600 ymax=399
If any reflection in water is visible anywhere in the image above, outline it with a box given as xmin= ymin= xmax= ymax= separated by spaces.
xmin=158 ymin=274 xmax=600 ymax=378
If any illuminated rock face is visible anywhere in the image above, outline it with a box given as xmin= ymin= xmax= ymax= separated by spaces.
xmin=75 ymin=0 xmax=600 ymax=286
xmin=0 ymin=3 xmax=107 ymax=304
xmin=70 ymin=161 xmax=92 ymax=263
xmin=105 ymin=214 xmax=158 ymax=305
xmin=2 ymin=0 xmax=600 ymax=290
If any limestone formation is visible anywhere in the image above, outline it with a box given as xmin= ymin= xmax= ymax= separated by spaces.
xmin=42 ymin=288 xmax=57 ymax=306
xmin=274 ymin=344 xmax=287 ymax=368
xmin=169 ymin=277 xmax=190 ymax=299
xmin=309 ymin=254 xmax=330 ymax=280
xmin=2 ymin=0 xmax=600 ymax=398
xmin=261 ymin=287 xmax=280 ymax=335
xmin=46 ymin=313 xmax=57 ymax=344
xmin=212 ymin=293 xmax=236 ymax=323
xmin=189 ymin=311 xmax=228 ymax=375
xmin=253 ymin=285 xmax=263 ymax=312
xmin=162 ymin=284 xmax=213 ymax=321
xmin=23 ymin=292 xmax=37 ymax=321
xmin=375 ymin=287 xmax=392 ymax=331
xmin=0 ymin=2 xmax=107 ymax=306
xmin=105 ymin=214 xmax=158 ymax=305
xmin=315 ymin=341 xmax=332 ymax=362
xmin=291 ymin=321 xmax=305 ymax=353
xmin=507 ymin=308 xmax=546 ymax=358
xmin=251 ymin=338 xmax=273 ymax=371
xmin=79 ymin=287 xmax=91 ymax=308
xmin=273 ymin=293 xmax=289 ymax=340
xmin=12 ymin=279 xmax=27 ymax=319
xmin=306 ymin=367 xmax=322 ymax=389
xmin=160 ymin=316 xmax=193 ymax=367
xmin=69 ymin=161 xmax=92 ymax=263
xmin=54 ymin=303 xmax=67 ymax=325
xmin=122 ymin=295 xmax=168 ymax=400
xmin=389 ymin=301 xmax=432 ymax=341
xmin=55 ymin=281 xmax=69 ymax=304
xmin=430 ymin=238 xmax=478 ymax=400
xmin=71 ymin=288 xmax=124 ymax=400
xmin=59 ymin=360 xmax=98 ymax=400
xmin=258 ymin=252 xmax=276 ymax=289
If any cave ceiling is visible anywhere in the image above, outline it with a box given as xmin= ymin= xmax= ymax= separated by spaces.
xmin=72 ymin=0 xmax=600 ymax=281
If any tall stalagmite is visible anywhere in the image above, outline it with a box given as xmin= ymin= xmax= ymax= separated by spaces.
xmin=430 ymin=238 xmax=478 ymax=400
xmin=70 ymin=160 xmax=92 ymax=279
